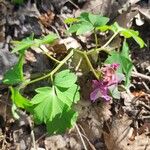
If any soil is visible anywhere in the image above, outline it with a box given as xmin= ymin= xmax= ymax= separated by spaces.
xmin=0 ymin=0 xmax=150 ymax=150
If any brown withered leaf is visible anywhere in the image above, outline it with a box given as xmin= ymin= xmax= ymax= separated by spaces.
xmin=103 ymin=113 xmax=150 ymax=150
xmin=39 ymin=10 xmax=55 ymax=27
xmin=103 ymin=114 xmax=133 ymax=150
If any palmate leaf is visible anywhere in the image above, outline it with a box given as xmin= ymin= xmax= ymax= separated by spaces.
xmin=98 ymin=22 xmax=145 ymax=48
xmin=12 ymin=33 xmax=58 ymax=53
xmin=3 ymin=54 xmax=24 ymax=85
xmin=30 ymin=70 xmax=80 ymax=134
xmin=30 ymin=86 xmax=64 ymax=124
xmin=82 ymin=12 xmax=109 ymax=27
xmin=67 ymin=12 xmax=109 ymax=35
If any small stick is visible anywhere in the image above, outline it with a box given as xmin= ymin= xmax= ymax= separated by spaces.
xmin=132 ymin=71 xmax=150 ymax=81
xmin=27 ymin=117 xmax=37 ymax=150
xmin=138 ymin=101 xmax=150 ymax=111
xmin=75 ymin=123 xmax=88 ymax=150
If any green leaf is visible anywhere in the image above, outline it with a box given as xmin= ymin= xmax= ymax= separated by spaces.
xmin=55 ymin=84 xmax=80 ymax=107
xmin=79 ymin=12 xmax=90 ymax=22
xmin=54 ymin=70 xmax=77 ymax=88
xmin=54 ymin=70 xmax=80 ymax=107
xmin=38 ymin=34 xmax=58 ymax=45
xmin=68 ymin=23 xmax=81 ymax=34
xmin=67 ymin=12 xmax=109 ymax=35
xmin=30 ymin=85 xmax=79 ymax=134
xmin=97 ymin=25 xmax=111 ymax=32
xmin=121 ymin=40 xmax=129 ymax=58
xmin=12 ymin=34 xmax=58 ymax=53
xmin=46 ymin=107 xmax=78 ymax=134
xmin=97 ymin=22 xmax=145 ymax=48
xmin=77 ymin=22 xmax=94 ymax=35
xmin=64 ymin=18 xmax=79 ymax=24
xmin=109 ymin=22 xmax=145 ymax=48
xmin=12 ymin=36 xmax=34 ymax=53
xmin=108 ymin=85 xmax=120 ymax=99
xmin=3 ymin=54 xmax=24 ymax=85
xmin=29 ymin=70 xmax=80 ymax=134
xmin=30 ymin=86 xmax=64 ymax=124
xmin=105 ymin=51 xmax=133 ymax=86
xmin=120 ymin=29 xmax=145 ymax=48
xmin=88 ymin=13 xmax=109 ymax=27
xmin=10 ymin=87 xmax=31 ymax=109
xmin=11 ymin=0 xmax=24 ymax=4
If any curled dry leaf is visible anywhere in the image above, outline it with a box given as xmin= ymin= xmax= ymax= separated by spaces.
xmin=103 ymin=113 xmax=150 ymax=150
xmin=103 ymin=114 xmax=133 ymax=150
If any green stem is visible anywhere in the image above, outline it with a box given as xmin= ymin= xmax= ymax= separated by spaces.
xmin=44 ymin=52 xmax=61 ymax=64
xmin=22 ymin=50 xmax=74 ymax=88
xmin=87 ymin=32 xmax=119 ymax=55
xmin=83 ymin=51 xmax=99 ymax=80
xmin=94 ymin=29 xmax=98 ymax=50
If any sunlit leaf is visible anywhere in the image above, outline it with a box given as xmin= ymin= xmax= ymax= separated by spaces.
xmin=64 ymin=18 xmax=79 ymax=24
xmin=12 ymin=34 xmax=58 ymax=53
xmin=12 ymin=36 xmax=34 ymax=53
xmin=54 ymin=70 xmax=77 ymax=88
xmin=121 ymin=40 xmax=129 ymax=58
xmin=29 ymin=69 xmax=80 ymax=134
xmin=10 ymin=87 xmax=31 ymax=109
xmin=30 ymin=86 xmax=64 ymax=124
xmin=67 ymin=12 xmax=109 ymax=35
xmin=3 ymin=54 xmax=24 ymax=85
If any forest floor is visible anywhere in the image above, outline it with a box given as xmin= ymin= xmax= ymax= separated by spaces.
xmin=0 ymin=0 xmax=150 ymax=150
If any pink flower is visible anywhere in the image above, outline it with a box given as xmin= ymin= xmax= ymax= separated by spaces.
xmin=90 ymin=63 xmax=122 ymax=102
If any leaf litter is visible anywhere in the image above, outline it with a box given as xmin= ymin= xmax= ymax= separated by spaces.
xmin=0 ymin=0 xmax=150 ymax=150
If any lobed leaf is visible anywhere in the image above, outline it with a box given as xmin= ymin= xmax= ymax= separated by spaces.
xmin=10 ymin=87 xmax=31 ymax=109
xmin=30 ymin=86 xmax=64 ymax=124
xmin=97 ymin=22 xmax=145 ymax=48
xmin=67 ymin=12 xmax=109 ymax=35
xmin=29 ymin=69 xmax=80 ymax=134
xmin=54 ymin=70 xmax=77 ymax=88
xmin=55 ymin=84 xmax=80 ymax=107
xmin=3 ymin=54 xmax=24 ymax=85
xmin=12 ymin=33 xmax=58 ymax=53
xmin=12 ymin=34 xmax=34 ymax=53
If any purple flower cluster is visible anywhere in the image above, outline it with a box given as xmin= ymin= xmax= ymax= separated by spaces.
xmin=90 ymin=64 xmax=122 ymax=102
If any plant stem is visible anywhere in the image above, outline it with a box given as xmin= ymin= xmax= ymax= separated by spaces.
xmin=74 ymin=49 xmax=99 ymax=79
xmin=44 ymin=52 xmax=61 ymax=64
xmin=23 ymin=50 xmax=74 ymax=87
xmin=83 ymin=51 xmax=99 ymax=80
xmin=94 ymin=29 xmax=98 ymax=50
xmin=101 ymin=32 xmax=119 ymax=49
xmin=87 ymin=32 xmax=119 ymax=55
